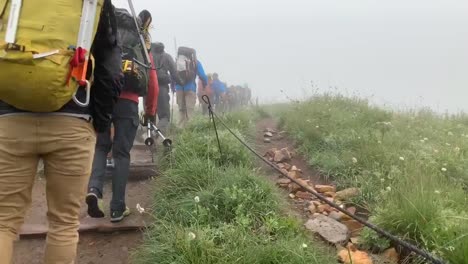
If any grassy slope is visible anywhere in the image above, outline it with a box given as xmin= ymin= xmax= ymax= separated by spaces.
xmin=277 ymin=94 xmax=468 ymax=263
xmin=133 ymin=112 xmax=335 ymax=264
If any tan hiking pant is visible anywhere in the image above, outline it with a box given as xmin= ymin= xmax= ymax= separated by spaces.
xmin=176 ymin=90 xmax=197 ymax=127
xmin=0 ymin=115 xmax=96 ymax=264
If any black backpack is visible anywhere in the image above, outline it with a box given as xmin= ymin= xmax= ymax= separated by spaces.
xmin=151 ymin=42 xmax=171 ymax=86
xmin=115 ymin=8 xmax=149 ymax=96
xmin=176 ymin=47 xmax=197 ymax=86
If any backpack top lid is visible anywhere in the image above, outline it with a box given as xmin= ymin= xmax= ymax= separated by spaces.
xmin=115 ymin=8 xmax=141 ymax=48
xmin=178 ymin=46 xmax=196 ymax=59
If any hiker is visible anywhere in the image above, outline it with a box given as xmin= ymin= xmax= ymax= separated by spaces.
xmin=151 ymin=42 xmax=180 ymax=134
xmin=0 ymin=1 xmax=122 ymax=263
xmin=86 ymin=9 xmax=159 ymax=223
xmin=175 ymin=47 xmax=208 ymax=126
xmin=211 ymin=73 xmax=227 ymax=112
xmin=198 ymin=73 xmax=213 ymax=115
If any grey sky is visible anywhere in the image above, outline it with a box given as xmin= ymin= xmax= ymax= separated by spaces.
xmin=113 ymin=0 xmax=468 ymax=112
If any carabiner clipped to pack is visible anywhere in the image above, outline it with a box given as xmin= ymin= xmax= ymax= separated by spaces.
xmin=72 ymin=80 xmax=91 ymax=107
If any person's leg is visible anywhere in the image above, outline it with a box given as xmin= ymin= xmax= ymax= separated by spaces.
xmin=185 ymin=91 xmax=197 ymax=121
xmin=39 ymin=116 xmax=96 ymax=264
xmin=110 ymin=100 xmax=139 ymax=222
xmin=0 ymin=116 xmax=39 ymax=263
xmin=86 ymin=126 xmax=111 ymax=218
xmin=176 ymin=90 xmax=187 ymax=126
xmin=157 ymin=84 xmax=170 ymax=134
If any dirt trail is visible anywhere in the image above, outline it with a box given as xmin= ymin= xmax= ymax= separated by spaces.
xmin=253 ymin=117 xmax=330 ymax=217
xmin=12 ymin=144 xmax=157 ymax=264
xmin=254 ymin=117 xmax=328 ymax=184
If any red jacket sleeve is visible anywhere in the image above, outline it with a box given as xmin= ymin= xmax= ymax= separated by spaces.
xmin=145 ymin=53 xmax=159 ymax=116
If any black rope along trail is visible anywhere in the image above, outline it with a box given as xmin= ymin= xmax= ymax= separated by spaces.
xmin=201 ymin=95 xmax=446 ymax=264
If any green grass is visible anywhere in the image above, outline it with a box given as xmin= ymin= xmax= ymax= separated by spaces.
xmin=133 ymin=112 xmax=335 ymax=264
xmin=278 ymin=94 xmax=468 ymax=263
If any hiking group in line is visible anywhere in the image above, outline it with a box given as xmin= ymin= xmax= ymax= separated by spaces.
xmin=0 ymin=1 xmax=252 ymax=262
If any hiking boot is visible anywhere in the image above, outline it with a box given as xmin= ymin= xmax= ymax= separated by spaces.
xmin=106 ymin=158 xmax=115 ymax=168
xmin=110 ymin=207 xmax=130 ymax=223
xmin=86 ymin=190 xmax=105 ymax=218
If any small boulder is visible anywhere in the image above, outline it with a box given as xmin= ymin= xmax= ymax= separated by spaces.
xmin=315 ymin=185 xmax=336 ymax=193
xmin=335 ymin=188 xmax=360 ymax=201
xmin=341 ymin=220 xmax=364 ymax=237
xmin=277 ymin=178 xmax=291 ymax=188
xmin=283 ymin=163 xmax=293 ymax=171
xmin=312 ymin=200 xmax=322 ymax=207
xmin=382 ymin=248 xmax=399 ymax=263
xmin=273 ymin=148 xmax=292 ymax=163
xmin=338 ymin=248 xmax=373 ymax=264
xmin=317 ymin=204 xmax=332 ymax=213
xmin=287 ymin=169 xmax=301 ymax=179
xmin=328 ymin=211 xmax=342 ymax=221
xmin=347 ymin=206 xmax=357 ymax=215
xmin=263 ymin=138 xmax=271 ymax=143
xmin=264 ymin=148 xmax=278 ymax=158
xmin=264 ymin=131 xmax=274 ymax=137
xmin=287 ymin=178 xmax=310 ymax=193
xmin=304 ymin=215 xmax=350 ymax=245
xmin=263 ymin=128 xmax=276 ymax=134
xmin=308 ymin=203 xmax=317 ymax=214
xmin=296 ymin=191 xmax=314 ymax=200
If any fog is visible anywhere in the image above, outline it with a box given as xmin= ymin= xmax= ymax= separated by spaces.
xmin=113 ymin=0 xmax=468 ymax=113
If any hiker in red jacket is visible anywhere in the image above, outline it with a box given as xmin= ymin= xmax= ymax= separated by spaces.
xmin=86 ymin=9 xmax=159 ymax=223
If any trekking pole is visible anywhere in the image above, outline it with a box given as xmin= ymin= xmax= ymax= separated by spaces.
xmin=145 ymin=121 xmax=173 ymax=148
xmin=170 ymin=83 xmax=175 ymax=124
xmin=127 ymin=0 xmax=151 ymax=67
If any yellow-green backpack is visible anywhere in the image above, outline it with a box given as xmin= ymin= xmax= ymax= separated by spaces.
xmin=0 ymin=0 xmax=104 ymax=112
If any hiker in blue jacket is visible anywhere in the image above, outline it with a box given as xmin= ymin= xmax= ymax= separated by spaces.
xmin=211 ymin=73 xmax=227 ymax=111
xmin=175 ymin=59 xmax=208 ymax=126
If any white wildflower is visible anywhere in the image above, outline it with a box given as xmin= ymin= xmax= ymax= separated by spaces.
xmin=238 ymin=120 xmax=241 ymax=124
xmin=194 ymin=196 xmax=200 ymax=203
xmin=446 ymin=143 xmax=451 ymax=146
xmin=358 ymin=136 xmax=361 ymax=139
xmin=306 ymin=119 xmax=311 ymax=123
xmin=188 ymin=232 xmax=196 ymax=240
xmin=352 ymin=157 xmax=358 ymax=164
xmin=434 ymin=149 xmax=439 ymax=153
xmin=420 ymin=139 xmax=425 ymax=143
xmin=448 ymin=131 xmax=454 ymax=136
xmin=136 ymin=203 xmax=145 ymax=214
xmin=302 ymin=243 xmax=308 ymax=249
xmin=315 ymin=125 xmax=320 ymax=128
xmin=399 ymin=157 xmax=405 ymax=161
xmin=386 ymin=186 xmax=392 ymax=191
xmin=434 ymin=190 xmax=441 ymax=194
xmin=441 ymin=168 xmax=447 ymax=172
xmin=424 ymin=137 xmax=429 ymax=141
xmin=454 ymin=147 xmax=460 ymax=152
xmin=380 ymin=178 xmax=385 ymax=183
xmin=378 ymin=140 xmax=382 ymax=144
